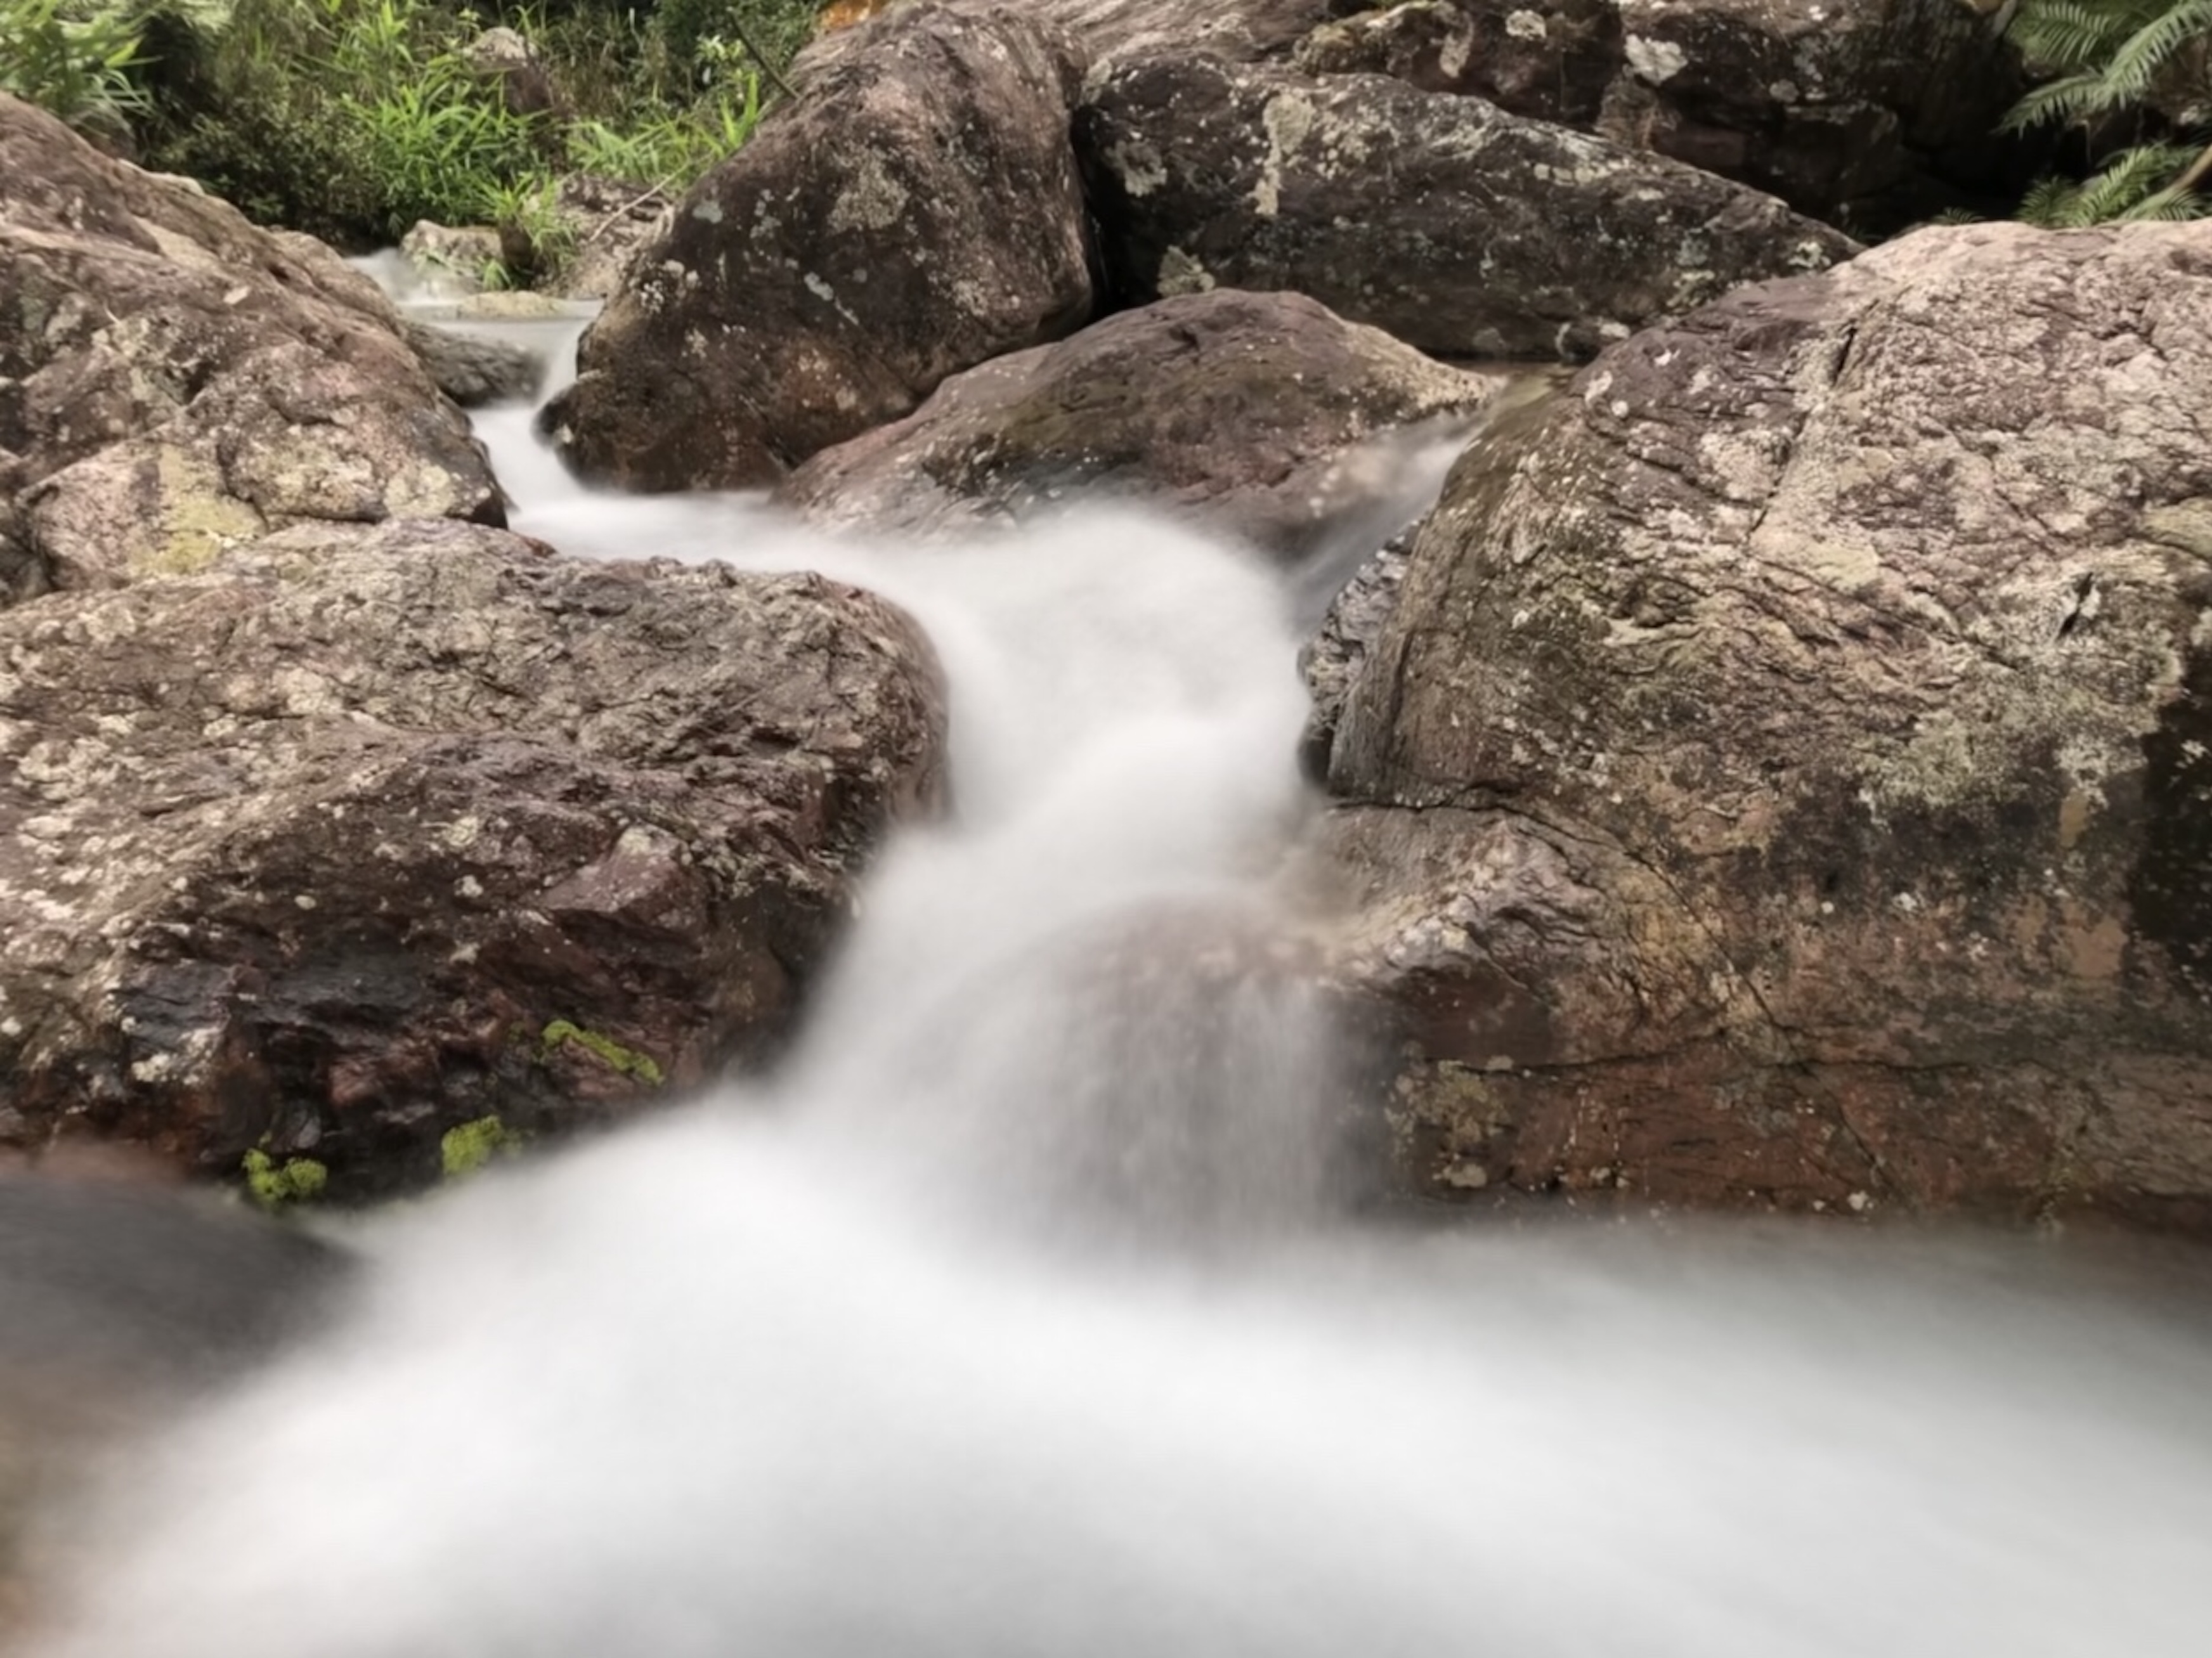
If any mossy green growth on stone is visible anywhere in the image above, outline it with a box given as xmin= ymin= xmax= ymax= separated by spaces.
xmin=540 ymin=1020 xmax=665 ymax=1085
xmin=240 ymin=1147 xmax=329 ymax=1210
xmin=439 ymin=1115 xmax=515 ymax=1180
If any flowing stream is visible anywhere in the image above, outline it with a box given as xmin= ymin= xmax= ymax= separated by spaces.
xmin=23 ymin=321 xmax=2212 ymax=1657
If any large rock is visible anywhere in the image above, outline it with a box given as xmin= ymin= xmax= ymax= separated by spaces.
xmin=777 ymin=288 xmax=1499 ymax=557
xmin=1074 ymin=55 xmax=1856 ymax=361
xmin=1296 ymin=0 xmax=2028 ymax=231
xmin=0 ymin=521 xmax=946 ymax=1196
xmin=1051 ymin=0 xmax=1327 ymax=62
xmin=1320 ymin=221 xmax=2212 ymax=1227
xmin=544 ymin=3 xmax=1095 ymax=491
xmin=814 ymin=0 xmax=1328 ymax=68
xmin=0 ymin=95 xmax=502 ymax=604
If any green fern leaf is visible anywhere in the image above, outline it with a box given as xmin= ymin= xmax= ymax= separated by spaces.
xmin=2000 ymin=67 xmax=2132 ymax=128
xmin=2019 ymin=174 xmax=2086 ymax=226
xmin=2101 ymin=0 xmax=2212 ymax=100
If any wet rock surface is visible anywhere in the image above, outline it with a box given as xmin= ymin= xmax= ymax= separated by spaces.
xmin=0 ymin=521 xmax=946 ymax=1195
xmin=1320 ymin=222 xmax=2212 ymax=1226
xmin=1075 ymin=54 xmax=1856 ymax=361
xmin=545 ymin=1 xmax=1095 ymax=491
xmin=778 ymin=288 xmax=1498 ymax=559
xmin=0 ymin=96 xmax=503 ymax=604
xmin=0 ymin=1167 xmax=345 ymax=1639
xmin=396 ymin=320 xmax=545 ymax=408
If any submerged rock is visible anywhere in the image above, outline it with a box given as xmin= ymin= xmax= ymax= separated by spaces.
xmin=778 ymin=288 xmax=1498 ymax=559
xmin=1321 ymin=221 xmax=2212 ymax=1227
xmin=1075 ymin=55 xmax=1856 ymax=361
xmin=0 ymin=1167 xmax=344 ymax=1635
xmin=0 ymin=95 xmax=502 ymax=603
xmin=545 ymin=1 xmax=1095 ymax=491
xmin=0 ymin=521 xmax=946 ymax=1195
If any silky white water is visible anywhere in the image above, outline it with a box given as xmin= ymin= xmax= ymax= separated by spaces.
xmin=27 ymin=328 xmax=2212 ymax=1657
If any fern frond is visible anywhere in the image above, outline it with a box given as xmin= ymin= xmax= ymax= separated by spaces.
xmin=2101 ymin=0 xmax=2212 ymax=100
xmin=2010 ymin=0 xmax=2162 ymax=70
xmin=2065 ymin=141 xmax=2201 ymax=218
xmin=2018 ymin=174 xmax=2086 ymax=225
xmin=2000 ymin=67 xmax=2133 ymax=128
xmin=2118 ymin=181 xmax=2209 ymax=216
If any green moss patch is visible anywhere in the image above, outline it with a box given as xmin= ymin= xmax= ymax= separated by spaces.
xmin=540 ymin=1020 xmax=665 ymax=1085
xmin=240 ymin=1147 xmax=328 ymax=1210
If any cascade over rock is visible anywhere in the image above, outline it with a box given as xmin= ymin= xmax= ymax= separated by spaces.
xmin=1319 ymin=221 xmax=2212 ymax=1226
xmin=1296 ymin=0 xmax=2029 ymax=232
xmin=0 ymin=95 xmax=503 ymax=607
xmin=543 ymin=1 xmax=1096 ymax=491
xmin=777 ymin=288 xmax=1499 ymax=557
xmin=0 ymin=522 xmax=946 ymax=1195
xmin=1075 ymin=54 xmax=1857 ymax=361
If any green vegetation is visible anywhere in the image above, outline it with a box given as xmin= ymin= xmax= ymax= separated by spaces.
xmin=3 ymin=0 xmax=824 ymax=249
xmin=439 ymin=1113 xmax=516 ymax=1178
xmin=540 ymin=1018 xmax=665 ymax=1085
xmin=0 ymin=0 xmax=153 ymax=146
xmin=2002 ymin=0 xmax=2212 ymax=223
xmin=241 ymin=1146 xmax=329 ymax=1209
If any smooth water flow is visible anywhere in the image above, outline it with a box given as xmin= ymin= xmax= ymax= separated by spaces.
xmin=27 ymin=329 xmax=2212 ymax=1657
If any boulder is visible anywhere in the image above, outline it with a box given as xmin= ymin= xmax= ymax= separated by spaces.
xmin=1297 ymin=0 xmax=1622 ymax=122
xmin=1318 ymin=221 xmax=2212 ymax=1227
xmin=1048 ymin=0 xmax=1327 ymax=63
xmin=777 ymin=288 xmax=1499 ymax=559
xmin=811 ymin=0 xmax=1328 ymax=69
xmin=1295 ymin=0 xmax=2029 ymax=232
xmin=545 ymin=174 xmax=672 ymax=302
xmin=2 ymin=97 xmax=504 ymax=606
xmin=465 ymin=25 xmax=569 ymax=124
xmin=394 ymin=320 xmax=545 ymax=409
xmin=544 ymin=3 xmax=1096 ymax=491
xmin=1074 ymin=55 xmax=1856 ymax=361
xmin=0 ymin=96 xmax=503 ymax=604
xmin=0 ymin=521 xmax=946 ymax=1196
xmin=398 ymin=219 xmax=504 ymax=295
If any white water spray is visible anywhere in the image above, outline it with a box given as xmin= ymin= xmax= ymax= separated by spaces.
xmin=25 ymin=330 xmax=2212 ymax=1658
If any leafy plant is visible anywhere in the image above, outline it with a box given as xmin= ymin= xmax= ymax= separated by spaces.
xmin=2001 ymin=0 xmax=2212 ymax=220
xmin=566 ymin=64 xmax=761 ymax=188
xmin=473 ymin=168 xmax=572 ymax=283
xmin=0 ymin=0 xmax=154 ymax=143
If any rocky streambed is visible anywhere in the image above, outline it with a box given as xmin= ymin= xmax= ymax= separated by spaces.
xmin=5 ymin=0 xmax=2212 ymax=1640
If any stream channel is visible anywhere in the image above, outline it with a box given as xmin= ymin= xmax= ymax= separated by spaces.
xmin=22 ymin=306 xmax=2212 ymax=1657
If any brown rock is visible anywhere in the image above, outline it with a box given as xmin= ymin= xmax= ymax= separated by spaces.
xmin=544 ymin=2 xmax=1095 ymax=491
xmin=1321 ymin=221 xmax=2212 ymax=1227
xmin=0 ymin=95 xmax=502 ymax=602
xmin=0 ymin=521 xmax=946 ymax=1196
xmin=1296 ymin=0 xmax=2029 ymax=232
xmin=1074 ymin=55 xmax=1856 ymax=362
xmin=778 ymin=288 xmax=1499 ymax=558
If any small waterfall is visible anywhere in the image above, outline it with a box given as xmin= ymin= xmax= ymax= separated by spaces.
xmin=24 ymin=323 xmax=2212 ymax=1658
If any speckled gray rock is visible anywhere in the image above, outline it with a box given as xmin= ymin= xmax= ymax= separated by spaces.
xmin=0 ymin=96 xmax=502 ymax=602
xmin=1296 ymin=0 xmax=2028 ymax=231
xmin=1074 ymin=55 xmax=1856 ymax=361
xmin=1321 ymin=221 xmax=2212 ymax=1228
xmin=397 ymin=320 xmax=545 ymax=408
xmin=778 ymin=288 xmax=1498 ymax=556
xmin=0 ymin=521 xmax=946 ymax=1195
xmin=1046 ymin=0 xmax=1326 ymax=63
xmin=545 ymin=2 xmax=1095 ymax=491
